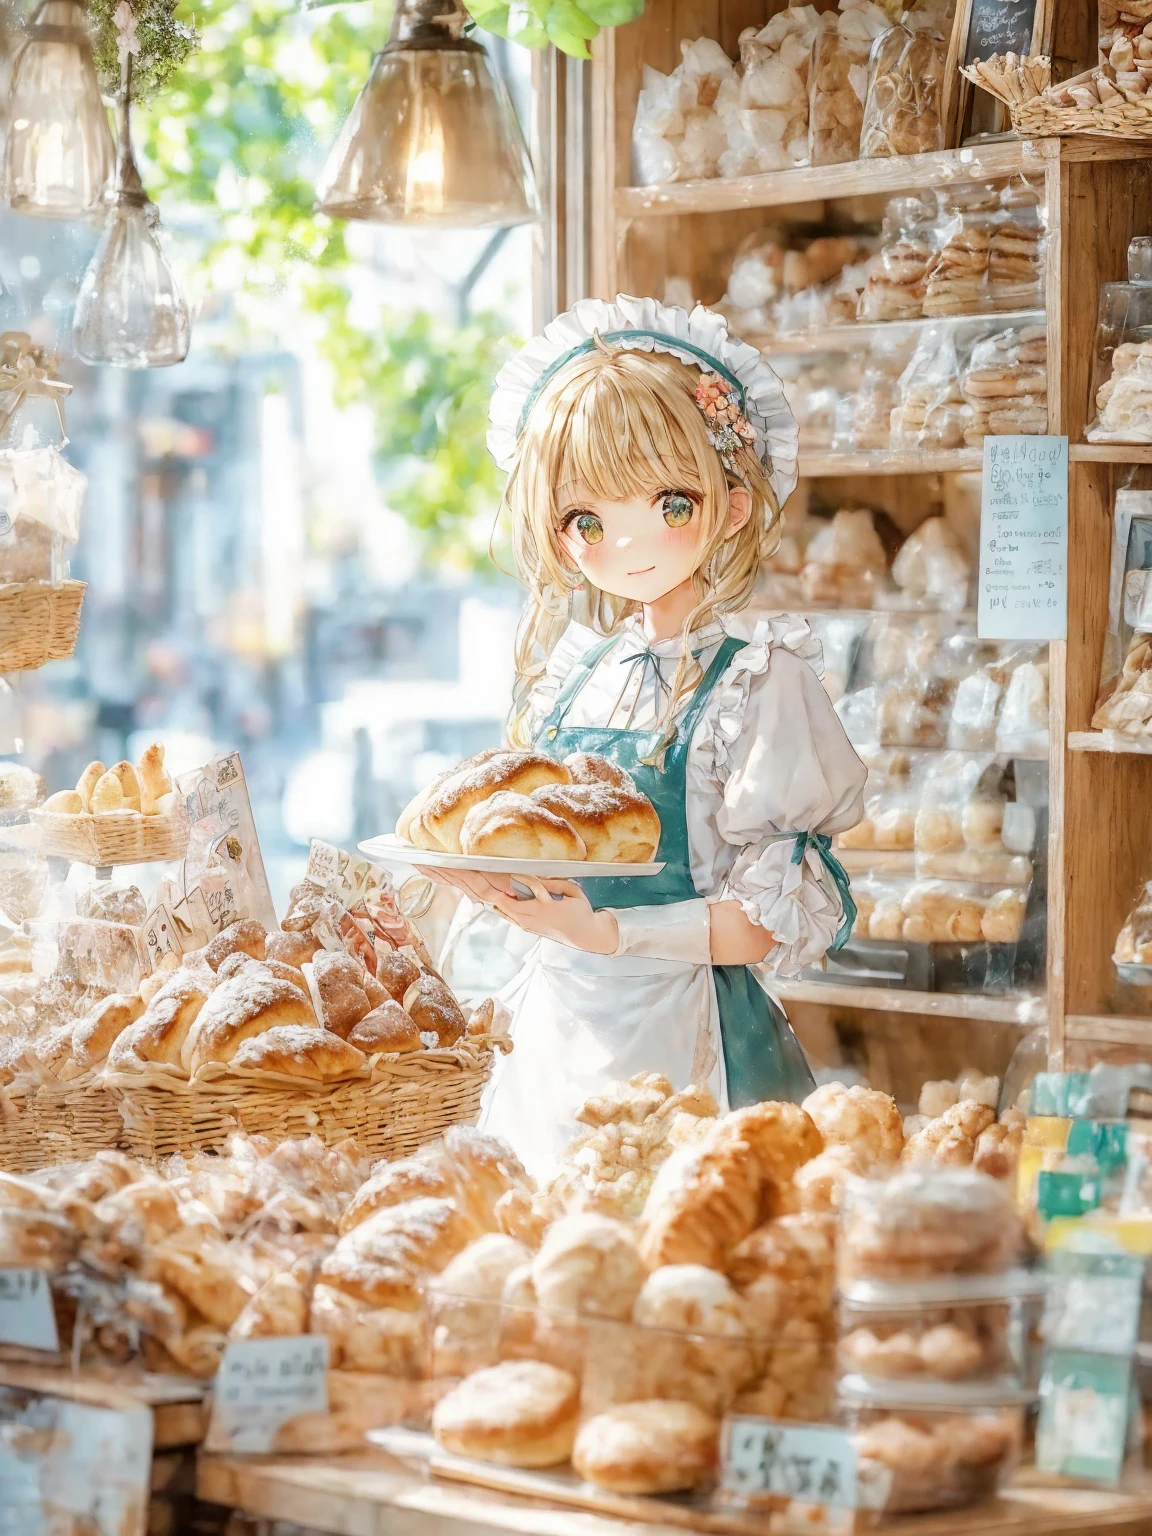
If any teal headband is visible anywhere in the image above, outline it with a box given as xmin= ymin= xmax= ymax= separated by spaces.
xmin=515 ymin=328 xmax=749 ymax=438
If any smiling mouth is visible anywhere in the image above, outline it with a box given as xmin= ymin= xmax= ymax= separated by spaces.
xmin=627 ymin=565 xmax=656 ymax=576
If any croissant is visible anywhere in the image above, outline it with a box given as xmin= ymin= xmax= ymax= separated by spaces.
xmin=75 ymin=760 xmax=105 ymax=812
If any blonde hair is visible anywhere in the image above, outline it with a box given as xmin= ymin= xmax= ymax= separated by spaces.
xmin=504 ymin=343 xmax=781 ymax=756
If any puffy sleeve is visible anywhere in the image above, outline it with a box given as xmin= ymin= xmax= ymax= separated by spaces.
xmin=700 ymin=618 xmax=868 ymax=977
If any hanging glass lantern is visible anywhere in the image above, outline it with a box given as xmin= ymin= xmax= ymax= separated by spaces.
xmin=72 ymin=43 xmax=190 ymax=369
xmin=316 ymin=0 xmax=537 ymax=228
xmin=4 ymin=0 xmax=114 ymax=218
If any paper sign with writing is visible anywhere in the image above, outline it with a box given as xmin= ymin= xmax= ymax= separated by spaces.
xmin=0 ymin=1392 xmax=152 ymax=1535
xmin=306 ymin=839 xmax=343 ymax=892
xmin=0 ymin=1268 xmax=58 ymax=1351
xmin=964 ymin=0 xmax=1038 ymax=65
xmin=722 ymin=1419 xmax=859 ymax=1508
xmin=978 ymin=435 xmax=1068 ymax=640
xmin=1036 ymin=1350 xmax=1132 ymax=1484
xmin=208 ymin=1336 xmax=329 ymax=1453
xmin=142 ymin=903 xmax=181 ymax=971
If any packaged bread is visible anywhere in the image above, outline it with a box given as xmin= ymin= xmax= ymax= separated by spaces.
xmin=961 ymin=326 xmax=1048 ymax=444
xmin=859 ymin=197 xmax=936 ymax=321
xmin=722 ymin=7 xmax=819 ymax=177
xmin=859 ymin=20 xmax=945 ymax=159
xmin=890 ymin=328 xmax=971 ymax=451
xmin=839 ymin=1167 xmax=1022 ymax=1283
xmin=0 ymin=445 xmax=86 ymax=585
xmin=799 ymin=508 xmax=890 ymax=608
xmin=891 ymin=517 xmax=971 ymax=612
xmin=832 ymin=333 xmax=915 ymax=452
xmin=1115 ymin=880 xmax=1152 ymax=972
xmin=808 ymin=1 xmax=891 ymax=167
xmin=1088 ymin=237 xmax=1152 ymax=442
xmin=922 ymin=190 xmax=997 ymax=318
xmin=839 ymin=1296 xmax=1022 ymax=1384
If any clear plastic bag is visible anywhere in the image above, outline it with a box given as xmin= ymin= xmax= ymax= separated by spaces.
xmin=723 ymin=7 xmax=818 ymax=176
xmin=808 ymin=0 xmax=891 ymax=167
xmin=959 ymin=325 xmax=1048 ymax=446
xmin=0 ymin=447 xmax=86 ymax=586
xmin=718 ymin=228 xmax=788 ymax=332
xmin=839 ymin=1167 xmax=1023 ymax=1284
xmin=890 ymin=327 xmax=972 ymax=452
xmin=995 ymin=653 xmax=1049 ymax=756
xmin=630 ymin=40 xmax=737 ymax=185
xmin=631 ymin=65 xmax=683 ymax=185
xmin=1088 ymin=237 xmax=1152 ymax=444
xmin=859 ymin=20 xmax=945 ymax=159
xmin=833 ymin=332 xmax=916 ymax=451
xmin=1092 ymin=490 xmax=1152 ymax=736
xmin=891 ymin=516 xmax=971 ymax=612
xmin=799 ymin=507 xmax=890 ymax=608
xmin=1114 ymin=880 xmax=1152 ymax=974
xmin=859 ymin=196 xmax=937 ymax=321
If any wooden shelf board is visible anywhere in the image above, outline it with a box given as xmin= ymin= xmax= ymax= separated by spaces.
xmin=1070 ymin=444 xmax=1152 ymax=463
xmin=0 ymin=1361 xmax=206 ymax=1449
xmin=1068 ymin=732 xmax=1152 ymax=755
xmin=198 ymin=1451 xmax=1152 ymax=1536
xmin=616 ymin=143 xmax=1047 ymax=219
xmin=775 ymin=978 xmax=1045 ymax=1025
xmin=799 ymin=449 xmax=983 ymax=476
xmin=753 ymin=311 xmax=1045 ymax=357
xmin=1066 ymin=1014 xmax=1152 ymax=1045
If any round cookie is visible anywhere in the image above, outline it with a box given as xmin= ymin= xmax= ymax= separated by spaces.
xmin=432 ymin=1360 xmax=580 ymax=1468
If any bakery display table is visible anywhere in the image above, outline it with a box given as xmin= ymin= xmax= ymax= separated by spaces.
xmin=196 ymin=1451 xmax=1152 ymax=1536
xmin=0 ymin=1359 xmax=207 ymax=1449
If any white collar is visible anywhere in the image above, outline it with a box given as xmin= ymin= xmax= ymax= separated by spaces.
xmin=617 ymin=615 xmax=727 ymax=660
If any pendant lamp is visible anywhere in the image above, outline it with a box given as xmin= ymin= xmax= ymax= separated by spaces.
xmin=316 ymin=0 xmax=537 ymax=228
xmin=72 ymin=32 xmax=190 ymax=368
xmin=4 ymin=0 xmax=114 ymax=218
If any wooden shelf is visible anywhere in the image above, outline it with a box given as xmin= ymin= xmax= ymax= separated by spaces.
xmin=1066 ymin=1014 xmax=1152 ymax=1046
xmin=775 ymin=978 xmax=1045 ymax=1025
xmin=1070 ymin=444 xmax=1152 ymax=463
xmin=799 ymin=449 xmax=982 ymax=476
xmin=753 ymin=311 xmax=1045 ymax=357
xmin=1068 ymin=732 xmax=1152 ymax=755
xmin=0 ymin=1361 xmax=206 ymax=1449
xmin=616 ymin=142 xmax=1047 ymax=219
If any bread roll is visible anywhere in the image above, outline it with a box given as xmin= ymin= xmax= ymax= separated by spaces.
xmin=148 ymin=1240 xmax=255 ymax=1330
xmin=183 ymin=974 xmax=315 ymax=1075
xmin=531 ymin=1213 xmax=646 ymax=1320
xmin=265 ymin=929 xmax=321 ymax=968
xmin=107 ymin=973 xmax=211 ymax=1072
xmin=564 ymin=752 xmax=635 ymax=791
xmin=312 ymin=950 xmax=373 ymax=1037
xmin=376 ymin=948 xmax=421 ymax=1002
xmin=137 ymin=742 xmax=172 ymax=816
xmin=229 ymin=1024 xmax=366 ymax=1082
xmin=531 ymin=783 xmax=660 ymax=863
xmin=319 ymin=1196 xmax=477 ymax=1310
xmin=109 ymin=761 xmax=141 ymax=812
xmin=403 ymin=974 xmax=466 ymax=1047
xmin=43 ymin=789 xmax=82 ymax=814
xmin=460 ymin=791 xmax=587 ymax=862
xmin=218 ymin=953 xmax=308 ymax=994
xmin=72 ymin=992 xmax=145 ymax=1069
xmin=432 ymin=1360 xmax=580 ymax=1468
xmin=572 ymin=1401 xmax=719 ymax=1494
xmin=423 ymin=751 xmax=571 ymax=854
xmin=231 ymin=1271 xmax=310 ymax=1340
xmin=801 ymin=1083 xmax=903 ymax=1170
xmin=89 ymin=771 xmax=125 ymax=814
xmin=337 ymin=1155 xmax=459 ymax=1236
xmin=205 ymin=919 xmax=267 ymax=971
xmin=347 ymin=1001 xmax=422 ymax=1054
xmin=75 ymin=760 xmax=105 ymax=812
xmin=309 ymin=1282 xmax=427 ymax=1374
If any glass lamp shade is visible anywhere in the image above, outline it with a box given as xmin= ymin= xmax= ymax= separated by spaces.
xmin=316 ymin=43 xmax=538 ymax=227
xmin=72 ymin=202 xmax=190 ymax=368
xmin=4 ymin=0 xmax=114 ymax=218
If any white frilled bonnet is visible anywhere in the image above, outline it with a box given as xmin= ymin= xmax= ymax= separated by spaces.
xmin=486 ymin=294 xmax=799 ymax=507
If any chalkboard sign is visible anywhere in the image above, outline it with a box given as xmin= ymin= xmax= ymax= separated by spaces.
xmin=964 ymin=0 xmax=1037 ymax=65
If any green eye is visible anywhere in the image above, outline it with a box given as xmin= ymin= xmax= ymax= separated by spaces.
xmin=575 ymin=513 xmax=603 ymax=545
xmin=662 ymin=492 xmax=694 ymax=528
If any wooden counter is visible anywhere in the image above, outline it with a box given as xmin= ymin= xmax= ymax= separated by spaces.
xmin=0 ymin=1358 xmax=207 ymax=1449
xmin=197 ymin=1450 xmax=1152 ymax=1536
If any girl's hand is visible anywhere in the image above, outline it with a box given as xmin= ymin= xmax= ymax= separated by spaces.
xmin=416 ymin=867 xmax=619 ymax=956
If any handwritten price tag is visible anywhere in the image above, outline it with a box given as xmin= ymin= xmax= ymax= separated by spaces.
xmin=722 ymin=1419 xmax=859 ymax=1508
xmin=208 ymin=1337 xmax=328 ymax=1454
xmin=0 ymin=1393 xmax=152 ymax=1535
xmin=978 ymin=435 xmax=1068 ymax=641
xmin=0 ymin=1268 xmax=59 ymax=1352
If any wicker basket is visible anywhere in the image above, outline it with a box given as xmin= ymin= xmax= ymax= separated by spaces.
xmin=1012 ymin=92 xmax=1152 ymax=139
xmin=106 ymin=1037 xmax=510 ymax=1163
xmin=962 ymin=55 xmax=1152 ymax=140
xmin=0 ymin=1078 xmax=127 ymax=1172
xmin=0 ymin=579 xmax=85 ymax=673
xmin=31 ymin=807 xmax=189 ymax=865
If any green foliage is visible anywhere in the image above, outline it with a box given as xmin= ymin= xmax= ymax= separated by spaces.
xmin=466 ymin=0 xmax=641 ymax=58
xmin=131 ymin=0 xmax=516 ymax=567
xmin=89 ymin=0 xmax=199 ymax=101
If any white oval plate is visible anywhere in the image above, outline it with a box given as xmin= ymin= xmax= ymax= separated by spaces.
xmin=358 ymin=833 xmax=666 ymax=881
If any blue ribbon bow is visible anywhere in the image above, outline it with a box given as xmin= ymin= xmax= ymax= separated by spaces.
xmin=787 ymin=830 xmax=857 ymax=953
xmin=618 ymin=647 xmax=672 ymax=706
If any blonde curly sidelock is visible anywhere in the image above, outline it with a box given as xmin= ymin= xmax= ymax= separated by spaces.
xmin=503 ymin=343 xmax=782 ymax=761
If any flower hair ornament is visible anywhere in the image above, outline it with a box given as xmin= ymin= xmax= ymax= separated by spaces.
xmin=487 ymin=294 xmax=799 ymax=507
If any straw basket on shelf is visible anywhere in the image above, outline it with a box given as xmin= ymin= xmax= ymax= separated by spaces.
xmin=0 ymin=1077 xmax=126 ymax=1173
xmin=0 ymin=579 xmax=85 ymax=673
xmin=31 ymin=806 xmax=189 ymax=865
xmin=962 ymin=54 xmax=1152 ymax=140
xmin=106 ymin=1035 xmax=511 ymax=1164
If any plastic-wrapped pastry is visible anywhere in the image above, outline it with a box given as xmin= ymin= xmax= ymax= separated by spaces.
xmin=997 ymin=657 xmax=1049 ymax=754
xmin=851 ymin=1400 xmax=1024 ymax=1513
xmin=839 ymin=1168 xmax=1022 ymax=1282
xmin=722 ymin=7 xmax=819 ymax=177
xmin=859 ymin=21 xmax=945 ymax=159
xmin=891 ymin=518 xmax=970 ymax=612
xmin=859 ymin=197 xmax=935 ymax=321
xmin=808 ymin=0 xmax=891 ymax=167
xmin=891 ymin=328 xmax=971 ymax=451
xmin=923 ymin=194 xmax=997 ymax=317
xmin=1093 ymin=632 xmax=1152 ymax=734
xmin=1115 ymin=881 xmax=1152 ymax=966
xmin=961 ymin=327 xmax=1048 ymax=445
xmin=800 ymin=508 xmax=889 ymax=608
xmin=833 ymin=334 xmax=913 ymax=451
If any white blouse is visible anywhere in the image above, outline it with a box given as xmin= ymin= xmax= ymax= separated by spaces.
xmin=529 ymin=611 xmax=868 ymax=976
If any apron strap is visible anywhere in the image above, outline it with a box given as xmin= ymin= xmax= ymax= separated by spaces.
xmin=539 ymin=636 xmax=618 ymax=738
xmin=667 ymin=635 xmax=748 ymax=757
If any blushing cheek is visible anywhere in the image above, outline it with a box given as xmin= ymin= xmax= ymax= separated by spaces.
xmin=660 ymin=518 xmax=705 ymax=570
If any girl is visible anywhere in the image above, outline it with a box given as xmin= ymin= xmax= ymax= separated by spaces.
xmin=423 ymin=295 xmax=866 ymax=1175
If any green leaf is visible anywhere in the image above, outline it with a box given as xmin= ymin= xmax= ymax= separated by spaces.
xmin=506 ymin=0 xmax=548 ymax=47
xmin=577 ymin=0 xmax=641 ymax=26
xmin=546 ymin=0 xmax=599 ymax=36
